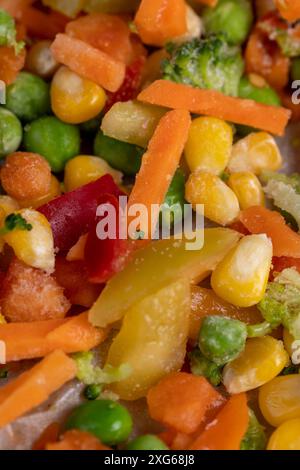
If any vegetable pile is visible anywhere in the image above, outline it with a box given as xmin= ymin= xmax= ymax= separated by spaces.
xmin=1 ymin=0 xmax=300 ymax=452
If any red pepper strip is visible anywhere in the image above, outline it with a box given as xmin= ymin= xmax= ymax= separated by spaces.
xmin=84 ymin=194 xmax=135 ymax=284
xmin=38 ymin=175 xmax=123 ymax=253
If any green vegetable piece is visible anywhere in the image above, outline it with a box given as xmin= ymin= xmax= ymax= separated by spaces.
xmin=24 ymin=116 xmax=80 ymax=172
xmin=161 ymin=168 xmax=186 ymax=226
xmin=199 ymin=316 xmax=247 ymax=366
xmin=64 ymin=400 xmax=133 ymax=445
xmin=189 ymin=348 xmax=222 ymax=386
xmin=260 ymin=170 xmax=300 ymax=193
xmin=203 ymin=0 xmax=253 ymax=45
xmin=263 ymin=176 xmax=300 ymax=230
xmin=94 ymin=130 xmax=143 ymax=176
xmin=74 ymin=351 xmax=131 ymax=386
xmin=240 ymin=409 xmax=266 ymax=450
xmin=84 ymin=384 xmax=102 ymax=401
xmin=0 ymin=213 xmax=32 ymax=236
xmin=162 ymin=35 xmax=244 ymax=97
xmin=0 ymin=108 xmax=22 ymax=158
xmin=281 ymin=364 xmax=299 ymax=376
xmin=291 ymin=58 xmax=300 ymax=82
xmin=238 ymin=76 xmax=281 ymax=106
xmin=6 ymin=72 xmax=50 ymax=122
xmin=126 ymin=435 xmax=169 ymax=451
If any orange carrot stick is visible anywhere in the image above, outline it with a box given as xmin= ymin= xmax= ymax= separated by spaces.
xmin=127 ymin=109 xmax=191 ymax=235
xmin=189 ymin=393 xmax=249 ymax=450
xmin=147 ymin=372 xmax=224 ymax=434
xmin=134 ymin=0 xmax=187 ymax=47
xmin=275 ymin=0 xmax=300 ymax=22
xmin=51 ymin=34 xmax=125 ymax=93
xmin=240 ymin=206 xmax=300 ymax=258
xmin=0 ymin=350 xmax=76 ymax=428
xmin=138 ymin=80 xmax=291 ymax=136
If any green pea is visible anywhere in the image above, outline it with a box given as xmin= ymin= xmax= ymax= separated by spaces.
xmin=24 ymin=116 xmax=80 ymax=172
xmin=203 ymin=0 xmax=253 ymax=45
xmin=0 ymin=108 xmax=22 ymax=158
xmin=291 ymin=58 xmax=300 ymax=82
xmin=0 ymin=8 xmax=16 ymax=47
xmin=94 ymin=130 xmax=143 ymax=176
xmin=6 ymin=72 xmax=50 ymax=122
xmin=161 ymin=168 xmax=186 ymax=226
xmin=84 ymin=384 xmax=102 ymax=401
xmin=238 ymin=76 xmax=281 ymax=106
xmin=199 ymin=316 xmax=247 ymax=366
xmin=64 ymin=400 xmax=133 ymax=446
xmin=126 ymin=435 xmax=169 ymax=451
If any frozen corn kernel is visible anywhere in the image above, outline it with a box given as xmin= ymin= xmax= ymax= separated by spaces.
xmin=228 ymin=132 xmax=282 ymax=175
xmin=185 ymin=117 xmax=233 ymax=175
xmin=64 ymin=155 xmax=122 ymax=192
xmin=3 ymin=209 xmax=55 ymax=273
xmin=1 ymin=152 xmax=51 ymax=201
xmin=19 ymin=175 xmax=61 ymax=209
xmin=51 ymin=66 xmax=106 ymax=124
xmin=228 ymin=172 xmax=265 ymax=210
xmin=185 ymin=171 xmax=240 ymax=226
xmin=211 ymin=234 xmax=273 ymax=307
xmin=267 ymin=419 xmax=300 ymax=450
xmin=223 ymin=336 xmax=289 ymax=394
xmin=0 ymin=258 xmax=70 ymax=323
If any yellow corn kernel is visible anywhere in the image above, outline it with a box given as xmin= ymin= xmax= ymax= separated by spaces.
xmin=228 ymin=172 xmax=265 ymax=210
xmin=51 ymin=66 xmax=106 ymax=124
xmin=228 ymin=132 xmax=282 ymax=175
xmin=259 ymin=374 xmax=300 ymax=427
xmin=185 ymin=171 xmax=240 ymax=226
xmin=0 ymin=196 xmax=20 ymax=217
xmin=185 ymin=117 xmax=233 ymax=174
xmin=42 ymin=0 xmax=85 ymax=18
xmin=64 ymin=155 xmax=122 ymax=192
xmin=3 ymin=209 xmax=55 ymax=273
xmin=19 ymin=176 xmax=61 ymax=209
xmin=211 ymin=234 xmax=273 ymax=307
xmin=223 ymin=336 xmax=289 ymax=394
xmin=267 ymin=419 xmax=300 ymax=450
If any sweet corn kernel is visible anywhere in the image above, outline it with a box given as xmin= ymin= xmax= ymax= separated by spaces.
xmin=211 ymin=234 xmax=273 ymax=307
xmin=64 ymin=155 xmax=122 ymax=192
xmin=228 ymin=132 xmax=282 ymax=175
xmin=185 ymin=117 xmax=233 ymax=175
xmin=19 ymin=175 xmax=61 ymax=209
xmin=185 ymin=171 xmax=240 ymax=226
xmin=3 ymin=209 xmax=55 ymax=273
xmin=267 ymin=419 xmax=300 ymax=450
xmin=0 ymin=196 xmax=20 ymax=217
xmin=228 ymin=172 xmax=265 ymax=210
xmin=51 ymin=66 xmax=106 ymax=124
xmin=223 ymin=336 xmax=289 ymax=394
xmin=259 ymin=375 xmax=300 ymax=427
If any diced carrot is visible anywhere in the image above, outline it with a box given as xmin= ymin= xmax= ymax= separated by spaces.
xmin=134 ymin=0 xmax=187 ymax=47
xmin=189 ymin=393 xmax=249 ymax=450
xmin=147 ymin=372 xmax=224 ymax=434
xmin=46 ymin=430 xmax=110 ymax=450
xmin=171 ymin=432 xmax=194 ymax=450
xmin=0 ymin=350 xmax=76 ymax=429
xmin=0 ymin=46 xmax=26 ymax=85
xmin=127 ymin=109 xmax=191 ymax=234
xmin=275 ymin=0 xmax=300 ymax=22
xmin=0 ymin=312 xmax=107 ymax=362
xmin=66 ymin=13 xmax=133 ymax=65
xmin=138 ymin=80 xmax=291 ymax=136
xmin=32 ymin=422 xmax=60 ymax=450
xmin=51 ymin=33 xmax=126 ymax=93
xmin=279 ymin=90 xmax=300 ymax=122
xmin=240 ymin=206 xmax=300 ymax=258
xmin=20 ymin=7 xmax=68 ymax=40
xmin=66 ymin=234 xmax=88 ymax=262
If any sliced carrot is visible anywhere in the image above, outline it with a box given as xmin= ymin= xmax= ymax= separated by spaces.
xmin=66 ymin=234 xmax=88 ymax=262
xmin=134 ymin=0 xmax=187 ymax=47
xmin=189 ymin=393 xmax=249 ymax=450
xmin=32 ymin=422 xmax=60 ymax=450
xmin=138 ymin=80 xmax=291 ymax=136
xmin=0 ymin=350 xmax=76 ymax=429
xmin=46 ymin=430 xmax=110 ymax=450
xmin=51 ymin=34 xmax=126 ymax=93
xmin=66 ymin=13 xmax=133 ymax=65
xmin=240 ymin=206 xmax=300 ymax=258
xmin=147 ymin=372 xmax=224 ymax=434
xmin=0 ymin=46 xmax=26 ymax=85
xmin=275 ymin=0 xmax=300 ymax=22
xmin=0 ymin=312 xmax=107 ymax=362
xmin=127 ymin=109 xmax=191 ymax=234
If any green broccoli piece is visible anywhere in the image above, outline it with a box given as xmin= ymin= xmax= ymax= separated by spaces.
xmin=240 ymin=409 xmax=267 ymax=451
xmin=259 ymin=19 xmax=300 ymax=58
xmin=0 ymin=9 xmax=24 ymax=53
xmin=73 ymin=351 xmax=132 ymax=386
xmin=162 ymin=35 xmax=244 ymax=97
xmin=0 ymin=213 xmax=33 ymax=236
xmin=189 ymin=349 xmax=222 ymax=386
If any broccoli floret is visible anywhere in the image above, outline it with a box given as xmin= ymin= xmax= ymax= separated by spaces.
xmin=240 ymin=409 xmax=266 ymax=451
xmin=263 ymin=178 xmax=300 ymax=232
xmin=189 ymin=349 xmax=222 ymax=386
xmin=73 ymin=351 xmax=131 ymax=386
xmin=162 ymin=35 xmax=244 ymax=97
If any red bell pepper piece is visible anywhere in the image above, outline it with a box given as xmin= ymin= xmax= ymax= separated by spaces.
xmin=84 ymin=194 xmax=135 ymax=284
xmin=38 ymin=175 xmax=123 ymax=253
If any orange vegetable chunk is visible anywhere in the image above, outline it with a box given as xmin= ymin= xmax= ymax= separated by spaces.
xmin=0 ymin=46 xmax=25 ymax=85
xmin=51 ymin=34 xmax=125 ymax=92
xmin=47 ymin=430 xmax=110 ymax=450
xmin=275 ymin=0 xmax=300 ymax=22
